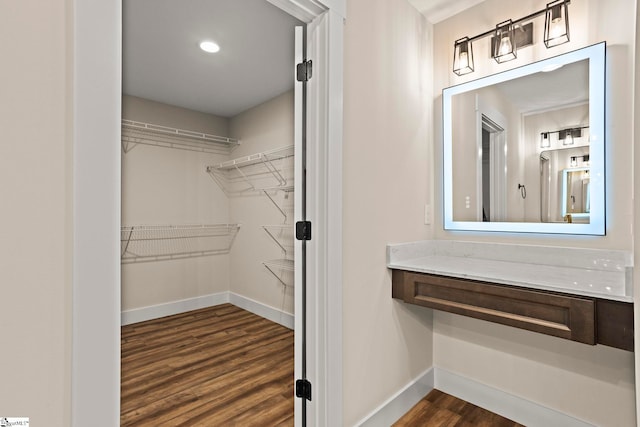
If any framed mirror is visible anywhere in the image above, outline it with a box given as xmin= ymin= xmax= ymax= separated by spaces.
xmin=443 ymin=42 xmax=605 ymax=235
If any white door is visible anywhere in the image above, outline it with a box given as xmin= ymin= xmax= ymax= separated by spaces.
xmin=294 ymin=24 xmax=309 ymax=427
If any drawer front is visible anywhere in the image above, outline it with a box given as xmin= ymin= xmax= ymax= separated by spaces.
xmin=399 ymin=271 xmax=596 ymax=344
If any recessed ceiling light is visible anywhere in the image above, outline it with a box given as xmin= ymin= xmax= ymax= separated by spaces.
xmin=199 ymin=41 xmax=220 ymax=53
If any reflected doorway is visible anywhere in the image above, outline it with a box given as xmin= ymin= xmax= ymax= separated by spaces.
xmin=480 ymin=114 xmax=506 ymax=222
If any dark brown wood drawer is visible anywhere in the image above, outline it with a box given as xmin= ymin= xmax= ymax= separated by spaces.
xmin=392 ymin=269 xmax=634 ymax=350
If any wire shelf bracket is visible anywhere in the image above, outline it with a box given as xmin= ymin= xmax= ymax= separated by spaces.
xmin=262 ymin=259 xmax=295 ymax=287
xmin=261 ymin=225 xmax=294 ymax=255
xmin=262 ymin=186 xmax=294 ymax=220
xmin=121 ymin=119 xmax=240 ymax=155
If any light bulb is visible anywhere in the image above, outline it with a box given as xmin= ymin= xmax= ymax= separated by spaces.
xmin=199 ymin=41 xmax=220 ymax=53
xmin=549 ymin=19 xmax=564 ymax=39
xmin=459 ymin=51 xmax=469 ymax=69
xmin=499 ymin=35 xmax=512 ymax=56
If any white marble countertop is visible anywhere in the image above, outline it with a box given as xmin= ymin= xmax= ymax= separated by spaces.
xmin=387 ymin=241 xmax=633 ymax=302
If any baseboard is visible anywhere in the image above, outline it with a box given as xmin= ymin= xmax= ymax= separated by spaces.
xmin=122 ymin=292 xmax=294 ymax=330
xmin=354 ymin=366 xmax=594 ymax=427
xmin=121 ymin=292 xmax=229 ymax=325
xmin=355 ymin=367 xmax=435 ymax=427
xmin=229 ymin=292 xmax=294 ymax=330
xmin=435 ymin=367 xmax=594 ymax=427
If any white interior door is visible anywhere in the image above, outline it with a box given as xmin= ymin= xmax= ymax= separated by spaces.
xmin=294 ymin=24 xmax=308 ymax=427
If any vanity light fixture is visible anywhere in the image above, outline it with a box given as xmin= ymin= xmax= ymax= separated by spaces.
xmin=451 ymin=0 xmax=571 ymax=75
xmin=544 ymin=0 xmax=570 ymax=47
xmin=570 ymin=156 xmax=578 ymax=167
xmin=540 ymin=132 xmax=550 ymax=148
xmin=453 ymin=37 xmax=474 ymax=75
xmin=493 ymin=20 xmax=517 ymax=63
xmin=541 ymin=125 xmax=587 ymax=148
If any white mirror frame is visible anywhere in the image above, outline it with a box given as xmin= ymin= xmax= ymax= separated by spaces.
xmin=443 ymin=42 xmax=606 ymax=235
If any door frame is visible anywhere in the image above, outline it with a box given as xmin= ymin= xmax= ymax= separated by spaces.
xmin=72 ymin=1 xmax=345 ymax=426
xmin=476 ymin=96 xmax=507 ymax=222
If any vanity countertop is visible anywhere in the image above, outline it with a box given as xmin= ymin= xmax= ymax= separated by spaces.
xmin=387 ymin=241 xmax=633 ymax=302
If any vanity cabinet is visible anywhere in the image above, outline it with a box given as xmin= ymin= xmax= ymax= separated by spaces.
xmin=392 ymin=269 xmax=633 ymax=351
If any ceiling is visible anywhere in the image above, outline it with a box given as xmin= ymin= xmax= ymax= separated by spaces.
xmin=123 ymin=0 xmax=302 ymax=118
xmin=495 ymin=59 xmax=589 ymax=114
xmin=407 ymin=0 xmax=486 ymax=23
xmin=123 ymin=0 xmax=485 ymax=118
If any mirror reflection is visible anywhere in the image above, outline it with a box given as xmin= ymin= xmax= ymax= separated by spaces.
xmin=540 ymin=147 xmax=590 ymax=223
xmin=442 ymin=42 xmax=605 ymax=235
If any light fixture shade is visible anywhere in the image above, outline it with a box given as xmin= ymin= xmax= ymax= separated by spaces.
xmin=544 ymin=0 xmax=570 ymax=48
xmin=453 ymin=37 xmax=474 ymax=76
xmin=570 ymin=156 xmax=578 ymax=167
xmin=493 ymin=20 xmax=517 ymax=63
xmin=560 ymin=129 xmax=574 ymax=145
xmin=540 ymin=132 xmax=550 ymax=148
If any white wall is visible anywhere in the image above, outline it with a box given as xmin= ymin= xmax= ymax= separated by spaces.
xmin=0 ymin=0 xmax=72 ymax=425
xmin=450 ymin=90 xmax=478 ymax=221
xmin=432 ymin=0 xmax=637 ymax=425
xmin=451 ymin=86 xmax=523 ymax=221
xmin=343 ymin=0 xmax=434 ymax=424
xmin=121 ymin=96 xmax=232 ymax=312
xmin=229 ymin=91 xmax=295 ymax=317
xmin=123 ymin=95 xmax=229 ymax=134
xmin=434 ymin=312 xmax=635 ymax=426
xmin=634 ymin=3 xmax=640 ymax=425
xmin=476 ymin=86 xmax=525 ymax=222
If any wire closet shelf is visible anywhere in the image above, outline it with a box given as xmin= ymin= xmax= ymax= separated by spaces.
xmin=121 ymin=119 xmax=240 ymax=155
xmin=120 ymin=223 xmax=241 ymax=264
xmin=205 ymin=145 xmax=295 ymax=195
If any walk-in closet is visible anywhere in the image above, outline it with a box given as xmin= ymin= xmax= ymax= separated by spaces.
xmin=119 ymin=1 xmax=302 ymax=424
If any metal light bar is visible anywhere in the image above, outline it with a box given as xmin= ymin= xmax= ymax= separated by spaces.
xmin=539 ymin=125 xmax=588 ymax=148
xmin=453 ymin=0 xmax=571 ymax=74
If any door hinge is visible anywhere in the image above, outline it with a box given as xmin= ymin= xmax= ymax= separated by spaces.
xmin=296 ymin=379 xmax=312 ymax=401
xmin=296 ymin=60 xmax=312 ymax=82
xmin=296 ymin=221 xmax=312 ymax=241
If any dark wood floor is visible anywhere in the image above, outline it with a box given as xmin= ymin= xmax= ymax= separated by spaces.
xmin=394 ymin=389 xmax=525 ymax=427
xmin=121 ymin=304 xmax=294 ymax=426
xmin=122 ymin=305 xmax=521 ymax=426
